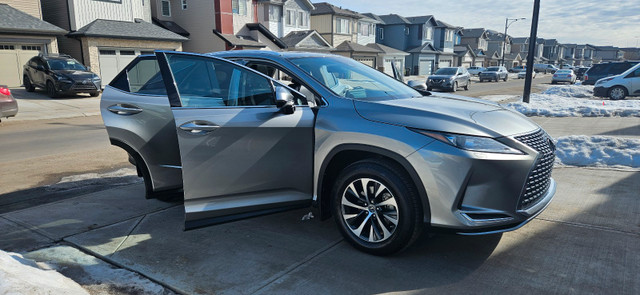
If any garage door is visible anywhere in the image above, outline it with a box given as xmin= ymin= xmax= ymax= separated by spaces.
xmin=0 ymin=44 xmax=43 ymax=87
xmin=419 ymin=59 xmax=432 ymax=75
xmin=462 ymin=62 xmax=472 ymax=68
xmin=354 ymin=57 xmax=375 ymax=68
xmin=99 ymin=49 xmax=154 ymax=86
xmin=383 ymin=59 xmax=394 ymax=76
xmin=439 ymin=60 xmax=451 ymax=68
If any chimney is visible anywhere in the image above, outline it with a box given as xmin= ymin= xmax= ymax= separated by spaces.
xmin=214 ymin=0 xmax=233 ymax=34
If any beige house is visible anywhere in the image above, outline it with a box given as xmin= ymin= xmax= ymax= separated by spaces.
xmin=310 ymin=2 xmax=361 ymax=46
xmin=41 ymin=0 xmax=186 ymax=84
xmin=0 ymin=1 xmax=65 ymax=87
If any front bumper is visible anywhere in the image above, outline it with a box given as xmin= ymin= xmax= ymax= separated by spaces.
xmin=427 ymin=79 xmax=454 ymax=89
xmin=479 ymin=74 xmax=498 ymax=80
xmin=406 ymin=128 xmax=556 ymax=233
xmin=593 ymin=86 xmax=609 ymax=97
xmin=552 ymin=77 xmax=574 ymax=83
xmin=56 ymin=80 xmax=101 ymax=93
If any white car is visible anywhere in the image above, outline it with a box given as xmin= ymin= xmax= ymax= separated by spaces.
xmin=517 ymin=69 xmax=536 ymax=79
xmin=594 ymin=63 xmax=640 ymax=100
xmin=467 ymin=66 xmax=486 ymax=76
xmin=552 ymin=69 xmax=577 ymax=84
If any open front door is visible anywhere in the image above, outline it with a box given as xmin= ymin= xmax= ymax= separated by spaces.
xmin=155 ymin=51 xmax=315 ymax=229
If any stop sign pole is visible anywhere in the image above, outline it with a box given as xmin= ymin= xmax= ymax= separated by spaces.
xmin=523 ymin=0 xmax=541 ymax=103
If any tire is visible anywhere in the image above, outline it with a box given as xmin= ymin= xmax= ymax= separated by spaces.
xmin=503 ymin=75 xmax=508 ymax=82
xmin=90 ymin=91 xmax=100 ymax=97
xmin=551 ymin=81 xmax=557 ymax=85
xmin=451 ymin=82 xmax=457 ymax=92
xmin=24 ymin=76 xmax=35 ymax=92
xmin=608 ymin=86 xmax=627 ymax=100
xmin=332 ymin=159 xmax=423 ymax=256
xmin=426 ymin=87 xmax=432 ymax=91
xmin=46 ymin=81 xmax=58 ymax=98
xmin=464 ymin=81 xmax=469 ymax=91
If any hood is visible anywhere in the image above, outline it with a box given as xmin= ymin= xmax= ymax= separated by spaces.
xmin=428 ymin=75 xmax=454 ymax=80
xmin=354 ymin=94 xmax=539 ymax=137
xmin=53 ymin=70 xmax=97 ymax=80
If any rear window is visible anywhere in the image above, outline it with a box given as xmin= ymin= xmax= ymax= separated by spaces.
xmin=586 ymin=64 xmax=608 ymax=74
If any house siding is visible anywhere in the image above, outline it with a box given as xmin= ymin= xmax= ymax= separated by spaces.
xmin=310 ymin=14 xmax=332 ymax=35
xmin=282 ymin=0 xmax=311 ymax=37
xmin=41 ymin=0 xmax=71 ymax=30
xmin=1 ymin=0 xmax=42 ymax=19
xmin=71 ymin=0 xmax=151 ymax=31
xmin=151 ymin=0 xmax=217 ymax=53
xmin=232 ymin=0 xmax=255 ymax=34
xmin=356 ymin=21 xmax=375 ymax=45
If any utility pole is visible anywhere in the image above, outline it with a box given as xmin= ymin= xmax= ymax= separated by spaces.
xmin=501 ymin=18 xmax=525 ymax=67
xmin=523 ymin=0 xmax=541 ymax=103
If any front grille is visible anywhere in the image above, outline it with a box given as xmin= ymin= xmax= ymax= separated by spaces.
xmin=71 ymin=81 xmax=97 ymax=91
xmin=515 ymin=129 xmax=555 ymax=210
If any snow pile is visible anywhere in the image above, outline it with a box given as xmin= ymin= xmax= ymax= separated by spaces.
xmin=555 ymin=136 xmax=640 ymax=169
xmin=0 ymin=250 xmax=89 ymax=295
xmin=479 ymin=95 xmax=520 ymax=103
xmin=505 ymin=93 xmax=640 ymax=117
xmin=541 ymin=85 xmax=593 ymax=98
xmin=47 ymin=168 xmax=140 ymax=191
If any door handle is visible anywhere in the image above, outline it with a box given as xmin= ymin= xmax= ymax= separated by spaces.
xmin=107 ymin=104 xmax=142 ymax=115
xmin=179 ymin=121 xmax=219 ymax=134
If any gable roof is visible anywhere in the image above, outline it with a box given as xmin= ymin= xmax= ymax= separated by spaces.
xmin=362 ymin=13 xmax=385 ymax=24
xmin=435 ymin=20 xmax=458 ymax=29
xmin=0 ymin=3 xmax=66 ymax=35
xmin=377 ymin=14 xmax=411 ymax=25
xmin=406 ymin=15 xmax=438 ymax=26
xmin=335 ymin=41 xmax=381 ymax=53
xmin=461 ymin=28 xmax=487 ymax=38
xmin=311 ymin=2 xmax=361 ymax=18
xmin=212 ymin=30 xmax=266 ymax=48
xmin=152 ymin=17 xmax=190 ymax=37
xmin=486 ymin=30 xmax=510 ymax=42
xmin=454 ymin=44 xmax=476 ymax=57
xmin=407 ymin=42 xmax=439 ymax=53
xmin=281 ymin=30 xmax=333 ymax=50
xmin=245 ymin=23 xmax=287 ymax=49
xmin=512 ymin=37 xmax=528 ymax=44
xmin=366 ymin=43 xmax=409 ymax=55
xmin=68 ymin=19 xmax=188 ymax=41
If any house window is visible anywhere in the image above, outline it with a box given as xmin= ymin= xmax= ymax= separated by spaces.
xmin=423 ymin=25 xmax=432 ymax=40
xmin=0 ymin=45 xmax=15 ymax=50
xmin=181 ymin=0 xmax=186 ymax=10
xmin=161 ymin=0 xmax=171 ymax=16
xmin=232 ymin=0 xmax=247 ymax=15
xmin=378 ymin=27 xmax=384 ymax=40
xmin=269 ymin=6 xmax=281 ymax=21
xmin=445 ymin=30 xmax=454 ymax=42
xmin=359 ymin=22 xmax=370 ymax=36
xmin=404 ymin=27 xmax=409 ymax=35
xmin=337 ymin=18 xmax=350 ymax=34
xmin=297 ymin=11 xmax=308 ymax=27
xmin=21 ymin=45 xmax=42 ymax=51
xmin=286 ymin=9 xmax=295 ymax=26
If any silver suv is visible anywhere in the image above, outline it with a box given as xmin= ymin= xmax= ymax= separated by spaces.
xmin=101 ymin=51 xmax=556 ymax=255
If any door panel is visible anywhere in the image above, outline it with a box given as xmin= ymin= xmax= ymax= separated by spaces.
xmin=156 ymin=52 xmax=314 ymax=228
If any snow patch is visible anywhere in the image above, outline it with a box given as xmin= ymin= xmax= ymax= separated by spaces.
xmin=47 ymin=168 xmax=141 ymax=191
xmin=555 ymin=136 xmax=640 ymax=169
xmin=541 ymin=85 xmax=593 ymax=98
xmin=478 ymin=95 xmax=520 ymax=103
xmin=0 ymin=250 xmax=89 ymax=295
xmin=505 ymin=93 xmax=640 ymax=117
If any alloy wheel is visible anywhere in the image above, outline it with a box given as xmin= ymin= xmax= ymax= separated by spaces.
xmin=341 ymin=178 xmax=399 ymax=243
xmin=609 ymin=87 xmax=625 ymax=100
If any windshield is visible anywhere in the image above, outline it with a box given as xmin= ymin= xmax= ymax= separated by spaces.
xmin=288 ymin=56 xmax=421 ymax=100
xmin=486 ymin=67 xmax=499 ymax=71
xmin=47 ymin=59 xmax=87 ymax=71
xmin=434 ymin=68 xmax=457 ymax=75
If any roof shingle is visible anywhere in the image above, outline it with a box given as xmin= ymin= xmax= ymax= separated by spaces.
xmin=68 ymin=19 xmax=188 ymax=41
xmin=0 ymin=4 xmax=66 ymax=35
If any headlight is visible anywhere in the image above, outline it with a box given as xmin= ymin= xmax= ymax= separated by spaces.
xmin=54 ymin=74 xmax=72 ymax=82
xmin=93 ymin=76 xmax=101 ymax=81
xmin=409 ymin=128 xmax=524 ymax=154
xmin=595 ymin=77 xmax=614 ymax=85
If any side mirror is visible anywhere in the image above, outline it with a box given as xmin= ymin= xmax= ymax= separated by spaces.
xmin=275 ymin=85 xmax=296 ymax=115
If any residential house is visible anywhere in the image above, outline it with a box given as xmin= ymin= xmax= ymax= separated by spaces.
xmin=453 ymin=45 xmax=476 ymax=68
xmin=0 ymin=1 xmax=66 ymax=87
xmin=621 ymin=47 xmax=640 ymax=61
xmin=280 ymin=29 xmax=333 ymax=52
xmin=356 ymin=15 xmax=379 ymax=46
xmin=367 ymin=13 xmax=439 ymax=75
xmin=594 ymin=46 xmax=625 ymax=63
xmin=582 ymin=44 xmax=596 ymax=66
xmin=486 ymin=30 xmax=513 ymax=68
xmin=459 ymin=28 xmax=490 ymax=67
xmin=310 ymin=2 xmax=361 ymax=46
xmin=334 ymin=41 xmax=381 ymax=67
xmin=42 ymin=0 xmax=186 ymax=84
xmin=542 ymin=39 xmax=566 ymax=65
xmin=511 ymin=37 xmax=545 ymax=66
xmin=366 ymin=43 xmax=409 ymax=76
xmin=562 ymin=43 xmax=578 ymax=66
xmin=256 ymin=0 xmax=314 ymax=38
xmin=433 ymin=20 xmax=462 ymax=68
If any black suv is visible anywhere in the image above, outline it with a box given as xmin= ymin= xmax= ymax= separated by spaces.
xmin=583 ymin=61 xmax=638 ymax=85
xmin=23 ymin=54 xmax=101 ymax=98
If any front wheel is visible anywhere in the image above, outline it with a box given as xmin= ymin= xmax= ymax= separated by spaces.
xmin=503 ymin=75 xmax=508 ymax=82
xmin=608 ymin=86 xmax=627 ymax=100
xmin=332 ymin=160 xmax=423 ymax=256
xmin=464 ymin=81 xmax=469 ymax=91
xmin=46 ymin=81 xmax=58 ymax=98
xmin=24 ymin=76 xmax=35 ymax=92
xmin=90 ymin=91 xmax=100 ymax=97
xmin=451 ymin=82 xmax=457 ymax=92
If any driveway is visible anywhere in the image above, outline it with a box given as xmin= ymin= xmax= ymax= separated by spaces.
xmin=6 ymin=88 xmax=100 ymax=122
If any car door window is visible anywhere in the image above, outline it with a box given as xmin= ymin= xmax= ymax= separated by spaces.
xmin=245 ymin=61 xmax=314 ymax=106
xmin=167 ymin=55 xmax=275 ymax=108
xmin=110 ymin=57 xmax=167 ymax=95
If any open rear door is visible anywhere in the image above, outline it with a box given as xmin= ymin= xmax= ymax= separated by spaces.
xmin=155 ymin=51 xmax=315 ymax=229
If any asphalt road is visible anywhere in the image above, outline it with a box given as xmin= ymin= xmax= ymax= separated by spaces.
xmin=427 ymin=74 xmax=553 ymax=99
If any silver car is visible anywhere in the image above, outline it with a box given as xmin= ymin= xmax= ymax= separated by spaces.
xmin=552 ymin=69 xmax=577 ymax=84
xmin=101 ymin=51 xmax=556 ymax=255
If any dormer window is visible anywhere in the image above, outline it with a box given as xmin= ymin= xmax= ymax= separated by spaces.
xmin=161 ymin=0 xmax=171 ymax=17
xmin=423 ymin=25 xmax=432 ymax=40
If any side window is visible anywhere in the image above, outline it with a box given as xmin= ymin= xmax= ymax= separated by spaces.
xmin=245 ymin=61 xmax=313 ymax=106
xmin=109 ymin=57 xmax=166 ymax=95
xmin=167 ymin=55 xmax=275 ymax=107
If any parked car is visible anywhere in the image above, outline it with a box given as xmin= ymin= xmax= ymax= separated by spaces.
xmin=594 ymin=63 xmax=640 ymax=100
xmin=426 ymin=67 xmax=470 ymax=92
xmin=574 ymin=67 xmax=589 ymax=80
xmin=23 ymin=54 xmax=101 ymax=98
xmin=533 ymin=64 xmax=558 ymax=74
xmin=560 ymin=64 xmax=574 ymax=70
xmin=582 ymin=61 xmax=639 ymax=85
xmin=0 ymin=85 xmax=18 ymax=121
xmin=467 ymin=66 xmax=486 ymax=76
xmin=510 ymin=65 xmax=525 ymax=73
xmin=552 ymin=69 xmax=577 ymax=84
xmin=479 ymin=66 xmax=509 ymax=82
xmin=517 ymin=68 xmax=536 ymax=79
xmin=101 ymin=51 xmax=556 ymax=255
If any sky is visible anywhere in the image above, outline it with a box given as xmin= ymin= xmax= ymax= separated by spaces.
xmin=325 ymin=0 xmax=640 ymax=48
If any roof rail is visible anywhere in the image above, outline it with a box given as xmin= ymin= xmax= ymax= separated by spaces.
xmin=39 ymin=53 xmax=72 ymax=58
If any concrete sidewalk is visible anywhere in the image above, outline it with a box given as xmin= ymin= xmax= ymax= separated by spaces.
xmin=1 ymin=166 xmax=637 ymax=294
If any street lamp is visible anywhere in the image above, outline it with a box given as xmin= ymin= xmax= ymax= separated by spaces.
xmin=501 ymin=17 xmax=526 ymax=67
